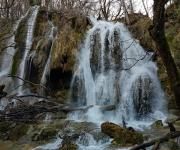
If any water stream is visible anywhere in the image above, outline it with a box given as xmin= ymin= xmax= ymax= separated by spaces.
xmin=17 ymin=6 xmax=39 ymax=95
xmin=40 ymin=21 xmax=57 ymax=86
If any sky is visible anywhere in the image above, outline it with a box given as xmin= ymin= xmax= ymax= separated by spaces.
xmin=133 ymin=0 xmax=153 ymax=17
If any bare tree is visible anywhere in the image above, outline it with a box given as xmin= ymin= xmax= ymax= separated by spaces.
xmin=149 ymin=0 xmax=180 ymax=109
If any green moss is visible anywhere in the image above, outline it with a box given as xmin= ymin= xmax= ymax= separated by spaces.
xmin=9 ymin=124 xmax=29 ymax=140
xmin=33 ymin=8 xmax=48 ymax=37
xmin=101 ymin=122 xmax=143 ymax=146
xmin=31 ymin=127 xmax=57 ymax=141
xmin=0 ymin=122 xmax=11 ymax=134
xmin=11 ymin=57 xmax=19 ymax=75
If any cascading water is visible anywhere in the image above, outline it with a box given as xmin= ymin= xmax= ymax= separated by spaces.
xmin=17 ymin=6 xmax=39 ymax=95
xmin=70 ymin=18 xmax=167 ymax=126
xmin=40 ymin=21 xmax=57 ymax=86
xmin=0 ymin=20 xmax=21 ymax=85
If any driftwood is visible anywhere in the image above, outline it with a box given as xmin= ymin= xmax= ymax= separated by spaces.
xmin=0 ymin=102 xmax=94 ymax=122
xmin=130 ymin=131 xmax=180 ymax=150
xmin=7 ymin=74 xmax=64 ymax=99
xmin=99 ymin=104 xmax=116 ymax=111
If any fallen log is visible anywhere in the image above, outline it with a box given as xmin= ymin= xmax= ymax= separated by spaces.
xmin=130 ymin=131 xmax=180 ymax=150
xmin=99 ymin=104 xmax=116 ymax=111
xmin=0 ymin=104 xmax=94 ymax=122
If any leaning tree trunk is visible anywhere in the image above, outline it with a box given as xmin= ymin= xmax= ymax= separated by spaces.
xmin=149 ymin=0 xmax=180 ymax=109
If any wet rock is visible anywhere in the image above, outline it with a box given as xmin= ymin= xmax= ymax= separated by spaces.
xmin=101 ymin=122 xmax=143 ymax=146
xmin=0 ymin=122 xmax=29 ymax=140
xmin=59 ymin=138 xmax=78 ymax=150
xmin=159 ymin=140 xmax=180 ymax=150
xmin=111 ymin=29 xmax=122 ymax=71
xmin=90 ymin=29 xmax=101 ymax=77
xmin=31 ymin=127 xmax=57 ymax=141
xmin=29 ymin=0 xmax=41 ymax=6
xmin=131 ymin=74 xmax=153 ymax=118
xmin=151 ymin=120 xmax=164 ymax=129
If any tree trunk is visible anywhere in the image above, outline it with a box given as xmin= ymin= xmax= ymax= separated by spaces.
xmin=149 ymin=0 xmax=180 ymax=109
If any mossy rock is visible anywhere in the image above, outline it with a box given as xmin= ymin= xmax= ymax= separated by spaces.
xmin=101 ymin=122 xmax=143 ymax=146
xmin=0 ymin=121 xmax=12 ymax=135
xmin=29 ymin=0 xmax=41 ymax=6
xmin=31 ymin=127 xmax=57 ymax=141
xmin=0 ymin=122 xmax=29 ymax=140
xmin=59 ymin=141 xmax=78 ymax=150
xmin=159 ymin=139 xmax=180 ymax=150
xmin=8 ymin=123 xmax=29 ymax=141
xmin=151 ymin=120 xmax=164 ymax=129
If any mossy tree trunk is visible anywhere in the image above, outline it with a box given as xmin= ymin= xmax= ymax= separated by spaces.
xmin=149 ymin=0 xmax=180 ymax=109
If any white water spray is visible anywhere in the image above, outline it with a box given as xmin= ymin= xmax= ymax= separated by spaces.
xmin=70 ymin=18 xmax=167 ymax=127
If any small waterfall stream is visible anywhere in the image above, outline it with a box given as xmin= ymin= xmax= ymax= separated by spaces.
xmin=17 ymin=6 xmax=39 ymax=95
xmin=0 ymin=30 xmax=15 ymax=77
xmin=41 ymin=21 xmax=57 ymax=86
xmin=0 ymin=18 xmax=23 ymax=93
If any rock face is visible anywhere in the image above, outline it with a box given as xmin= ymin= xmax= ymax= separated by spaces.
xmin=131 ymin=74 xmax=153 ymax=118
xmin=101 ymin=122 xmax=143 ymax=146
xmin=110 ymin=29 xmax=122 ymax=71
xmin=90 ymin=29 xmax=101 ymax=77
xmin=29 ymin=0 xmax=41 ymax=6
xmin=151 ymin=120 xmax=164 ymax=129
xmin=159 ymin=140 xmax=180 ymax=150
xmin=11 ymin=6 xmax=88 ymax=97
xmin=59 ymin=136 xmax=78 ymax=150
xmin=31 ymin=127 xmax=57 ymax=141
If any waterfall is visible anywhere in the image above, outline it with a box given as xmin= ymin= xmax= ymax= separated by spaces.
xmin=40 ymin=21 xmax=57 ymax=86
xmin=0 ymin=18 xmax=23 ymax=92
xmin=0 ymin=23 xmax=19 ymax=77
xmin=17 ymin=6 xmax=39 ymax=95
xmin=70 ymin=18 xmax=167 ymax=126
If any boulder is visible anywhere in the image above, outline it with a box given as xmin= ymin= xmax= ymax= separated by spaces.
xmin=31 ymin=127 xmax=57 ymax=141
xmin=159 ymin=140 xmax=180 ymax=150
xmin=59 ymin=138 xmax=78 ymax=150
xmin=101 ymin=122 xmax=143 ymax=146
xmin=151 ymin=120 xmax=164 ymax=129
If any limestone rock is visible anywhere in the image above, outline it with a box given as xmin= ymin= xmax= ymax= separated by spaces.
xmin=31 ymin=127 xmax=57 ymax=141
xmin=101 ymin=122 xmax=143 ymax=146
xmin=151 ymin=120 xmax=164 ymax=129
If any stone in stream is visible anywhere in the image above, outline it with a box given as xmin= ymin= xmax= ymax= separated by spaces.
xmin=59 ymin=138 xmax=78 ymax=150
xmin=101 ymin=122 xmax=143 ymax=146
xmin=151 ymin=120 xmax=164 ymax=129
